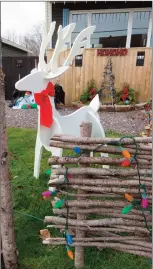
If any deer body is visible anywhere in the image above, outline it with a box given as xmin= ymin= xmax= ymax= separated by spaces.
xmin=15 ymin=21 xmax=108 ymax=180
xmin=38 ymin=95 xmax=104 ymax=148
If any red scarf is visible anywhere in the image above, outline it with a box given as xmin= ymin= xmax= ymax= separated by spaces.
xmin=34 ymin=82 xmax=55 ymax=128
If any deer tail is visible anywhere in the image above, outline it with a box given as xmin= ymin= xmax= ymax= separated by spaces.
xmin=89 ymin=94 xmax=100 ymax=113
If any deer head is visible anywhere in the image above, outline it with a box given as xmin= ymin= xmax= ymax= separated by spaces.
xmin=15 ymin=21 xmax=96 ymax=93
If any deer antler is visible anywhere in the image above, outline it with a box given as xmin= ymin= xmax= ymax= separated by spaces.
xmin=38 ymin=21 xmax=95 ymax=79
xmin=47 ymin=23 xmax=76 ymax=74
xmin=45 ymin=25 xmax=95 ymax=79
xmin=64 ymin=26 xmax=96 ymax=66
xmin=38 ymin=21 xmax=56 ymax=72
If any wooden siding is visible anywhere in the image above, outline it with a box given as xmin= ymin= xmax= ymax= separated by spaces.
xmin=47 ymin=47 xmax=152 ymax=104
xmin=3 ymin=56 xmax=38 ymax=100
xmin=2 ymin=43 xmax=28 ymax=57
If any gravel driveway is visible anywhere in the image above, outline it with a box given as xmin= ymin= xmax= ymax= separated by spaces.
xmin=5 ymin=101 xmax=148 ymax=135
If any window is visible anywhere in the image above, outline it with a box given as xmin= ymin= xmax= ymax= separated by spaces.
xmin=131 ymin=11 xmax=150 ymax=47
xmin=71 ymin=13 xmax=88 ymax=45
xmin=136 ymin=51 xmax=145 ymax=66
xmin=91 ymin=12 xmax=129 ymax=48
xmin=75 ymin=55 xmax=83 ymax=67
xmin=69 ymin=9 xmax=152 ymax=48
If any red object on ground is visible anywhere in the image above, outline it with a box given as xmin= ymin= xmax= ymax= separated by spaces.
xmin=25 ymin=91 xmax=31 ymax=96
xmin=34 ymin=82 xmax=55 ymax=128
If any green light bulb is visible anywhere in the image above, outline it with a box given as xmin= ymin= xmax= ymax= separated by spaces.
xmin=45 ymin=169 xmax=52 ymax=175
xmin=122 ymin=204 xmax=133 ymax=214
xmin=54 ymin=199 xmax=64 ymax=209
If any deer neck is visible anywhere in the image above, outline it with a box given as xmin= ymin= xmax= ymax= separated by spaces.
xmin=37 ymin=95 xmax=59 ymax=133
xmin=49 ymin=96 xmax=59 ymax=118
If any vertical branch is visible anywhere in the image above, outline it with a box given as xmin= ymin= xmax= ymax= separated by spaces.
xmin=0 ymin=59 xmax=18 ymax=267
xmin=75 ymin=122 xmax=92 ymax=269
xmin=109 ymin=57 xmax=113 ymax=106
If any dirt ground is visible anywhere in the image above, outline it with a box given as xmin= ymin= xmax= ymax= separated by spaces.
xmin=5 ymin=101 xmax=148 ymax=135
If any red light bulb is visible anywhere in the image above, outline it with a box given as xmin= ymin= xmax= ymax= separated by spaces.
xmin=121 ymin=159 xmax=131 ymax=167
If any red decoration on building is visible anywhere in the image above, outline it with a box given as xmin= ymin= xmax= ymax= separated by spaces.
xmin=97 ymin=49 xmax=128 ymax=56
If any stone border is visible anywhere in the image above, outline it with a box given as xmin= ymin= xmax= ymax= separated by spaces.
xmin=68 ymin=102 xmax=147 ymax=112
xmin=100 ymin=103 xmax=146 ymax=112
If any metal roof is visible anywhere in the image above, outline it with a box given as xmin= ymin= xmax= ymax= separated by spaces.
xmin=2 ymin=38 xmax=33 ymax=54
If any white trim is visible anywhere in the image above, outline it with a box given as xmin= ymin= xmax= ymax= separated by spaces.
xmin=146 ymin=12 xmax=152 ymax=47
xmin=69 ymin=12 xmax=72 ymax=47
xmin=87 ymin=12 xmax=91 ymax=26
xmin=69 ymin=11 xmax=72 ymax=24
xmin=126 ymin=11 xmax=134 ymax=48
xmin=87 ymin=12 xmax=91 ymax=47
xmin=1 ymin=38 xmax=32 ymax=54
xmin=50 ymin=2 xmax=52 ymax=48
xmin=70 ymin=8 xmax=152 ymax=15
xmin=45 ymin=1 xmax=52 ymax=48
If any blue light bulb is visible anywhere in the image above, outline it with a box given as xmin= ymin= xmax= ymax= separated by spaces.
xmin=66 ymin=231 xmax=73 ymax=245
xmin=74 ymin=147 xmax=81 ymax=154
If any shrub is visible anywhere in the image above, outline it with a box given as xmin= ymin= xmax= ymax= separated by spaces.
xmin=80 ymin=79 xmax=99 ymax=103
xmin=116 ymin=83 xmax=138 ymax=105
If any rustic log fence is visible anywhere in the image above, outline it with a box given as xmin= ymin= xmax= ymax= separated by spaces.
xmin=42 ymin=123 xmax=152 ymax=268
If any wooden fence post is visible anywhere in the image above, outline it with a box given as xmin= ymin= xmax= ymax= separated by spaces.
xmin=75 ymin=122 xmax=92 ymax=269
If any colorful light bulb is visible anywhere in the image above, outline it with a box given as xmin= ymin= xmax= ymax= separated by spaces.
xmin=121 ymin=158 xmax=131 ymax=167
xmin=65 ymin=231 xmax=73 ymax=245
xmin=121 ymin=149 xmax=131 ymax=159
xmin=66 ymin=246 xmax=74 ymax=260
xmin=141 ymin=193 xmax=148 ymax=209
xmin=74 ymin=147 xmax=81 ymax=154
xmin=125 ymin=193 xmax=134 ymax=202
xmin=54 ymin=199 xmax=64 ymax=209
xmin=122 ymin=204 xmax=133 ymax=214
xmin=45 ymin=169 xmax=52 ymax=175
xmin=42 ymin=190 xmax=52 ymax=197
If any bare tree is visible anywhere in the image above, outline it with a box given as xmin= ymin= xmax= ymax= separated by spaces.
xmin=2 ymin=22 xmax=43 ymax=56
xmin=22 ymin=23 xmax=43 ymax=56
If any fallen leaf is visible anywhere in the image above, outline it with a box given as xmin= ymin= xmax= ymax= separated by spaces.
xmin=40 ymin=229 xmax=50 ymax=239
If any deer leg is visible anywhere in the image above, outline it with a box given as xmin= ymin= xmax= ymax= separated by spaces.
xmin=34 ymin=135 xmax=43 ymax=179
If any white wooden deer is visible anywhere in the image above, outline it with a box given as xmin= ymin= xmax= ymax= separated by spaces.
xmin=15 ymin=21 xmax=108 ymax=181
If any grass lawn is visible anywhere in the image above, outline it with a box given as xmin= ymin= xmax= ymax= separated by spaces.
xmin=7 ymin=128 xmax=151 ymax=269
